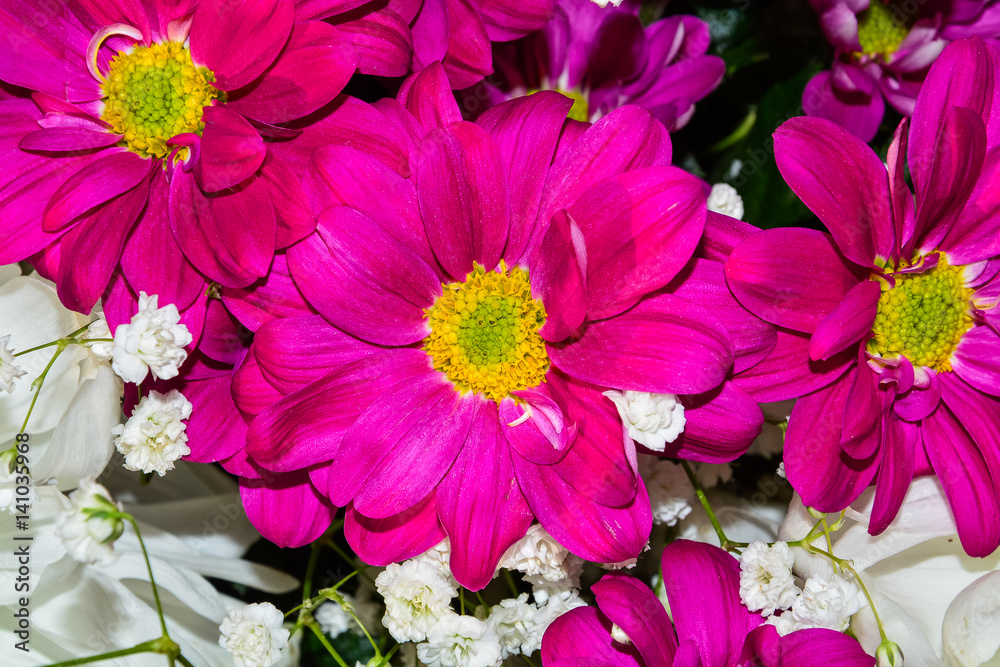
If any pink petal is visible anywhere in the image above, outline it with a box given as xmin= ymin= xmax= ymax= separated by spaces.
xmin=240 ymin=470 xmax=337 ymax=547
xmin=499 ymin=388 xmax=573 ymax=465
xmin=841 ymin=358 xmax=883 ymax=459
xmin=400 ymin=62 xmax=463 ymax=133
xmin=593 ymin=574 xmax=676 ymax=667
xmin=541 ymin=607 xmax=644 ymax=667
xmin=953 ymin=326 xmax=1000 ymax=397
xmin=190 ymin=0 xmax=294 ymax=91
xmin=893 ymin=371 xmax=942 ymax=421
xmin=938 ymin=147 xmax=1000 ymax=264
xmin=775 ymin=627 xmax=876 ymax=666
xmin=42 ymin=149 xmax=150 ymax=232
xmin=808 ymin=279 xmax=880 ymax=361
xmin=667 ymin=381 xmax=763 ymax=463
xmin=439 ymin=0 xmax=492 ymax=88
xmin=345 ymin=494 xmax=448 ymax=565
xmin=222 ymin=254 xmax=314 ymax=332
xmin=19 ymin=127 xmax=122 ymax=152
xmin=725 ymin=227 xmax=867 ymax=334
xmin=336 ymin=9 xmax=411 ymax=77
xmin=170 ymin=367 xmax=250 ymax=462
xmin=196 ymin=106 xmax=266 ymax=192
xmin=259 ymin=151 xmax=316 ymax=248
xmin=869 ymin=413 xmax=916 ymax=534
xmin=471 ymin=0 xmax=551 ymax=41
xmin=233 ymin=348 xmax=283 ymax=418
xmin=438 ymin=402 xmax=533 ymax=590
xmin=531 ymin=210 xmax=587 ymax=342
xmin=732 ymin=330 xmax=855 ymax=403
xmin=802 ymin=70 xmax=884 ymax=144
xmin=549 ymin=293 xmax=734 ymax=395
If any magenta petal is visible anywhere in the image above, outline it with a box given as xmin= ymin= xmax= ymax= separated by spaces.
xmin=259 ymin=151 xmax=315 ymax=248
xmin=802 ymin=70 xmax=884 ymax=144
xmin=336 ymin=9 xmax=411 ymax=77
xmin=499 ymin=388 xmax=573 ymax=465
xmin=774 ymin=116 xmax=890 ymax=269
xmin=196 ymin=106 xmax=266 ymax=192
xmin=477 ymin=91 xmax=571 ymax=264
xmin=415 ymin=123 xmax=510 ymax=279
xmin=439 ymin=0 xmax=492 ymax=88
xmin=869 ymin=413 xmax=916 ymax=534
xmin=893 ymin=371 xmax=942 ymax=421
xmin=667 ymin=381 xmax=763 ymax=463
xmin=593 ymin=574 xmax=676 ymax=667
xmin=303 ymin=96 xmax=414 ymax=178
xmin=532 ymin=210 xmax=587 ymax=342
xmin=840 ymin=360 xmax=883 ymax=459
xmin=952 ymin=326 xmax=1000 ymax=397
xmin=733 ymin=330 xmax=855 ymax=403
xmin=725 ymin=228 xmax=867 ymax=333
xmin=226 ymin=21 xmax=358 ymax=124
xmin=20 ymin=127 xmax=122 ymax=152
xmin=240 ymin=471 xmax=337 ymax=547
xmin=222 ymin=255 xmax=313 ymax=332
xmin=234 ymin=348 xmax=287 ymax=418
xmin=171 ymin=369 xmax=249 ymax=462
xmin=287 ymin=208 xmax=438 ymax=346
xmin=569 ymin=166 xmax=706 ymax=320
xmin=697 ymin=211 xmax=756 ymax=262
xmin=400 ymin=62 xmax=463 ymax=133
xmin=121 ymin=175 xmax=205 ymax=310
xmin=43 ymin=150 xmax=150 ymax=231
xmin=784 ymin=372 xmax=881 ymax=512
xmin=514 ymin=453 xmax=651 ymax=563
xmin=777 ymin=628 xmax=876 ymax=666
xmin=345 ymin=494 xmax=448 ymax=565
xmin=549 ymin=293 xmax=734 ymax=395
xmin=541 ymin=607 xmax=644 ymax=667
xmin=472 ymin=0 xmax=551 ymax=41
xmin=330 ymin=373 xmax=476 ymax=515
xmin=923 ymin=405 xmax=1000 ymax=556
xmin=938 ymin=148 xmax=1000 ymax=264
xmin=809 ymin=280 xmax=880 ymax=361
xmin=541 ymin=106 xmax=672 ymax=223
xmin=190 ymin=0 xmax=294 ymax=91
xmin=169 ymin=169 xmax=276 ymax=287
xmin=660 ymin=540 xmax=762 ymax=666
xmin=438 ymin=402 xmax=533 ymax=590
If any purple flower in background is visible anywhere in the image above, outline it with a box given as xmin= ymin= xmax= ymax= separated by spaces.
xmin=461 ymin=0 xmax=724 ymax=130
xmin=804 ymin=0 xmax=1000 ymax=141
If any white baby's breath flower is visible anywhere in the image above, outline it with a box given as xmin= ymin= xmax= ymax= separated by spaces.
xmin=0 ymin=334 xmax=26 ymax=393
xmin=219 ymin=602 xmax=290 ymax=667
xmin=739 ymin=540 xmax=800 ymax=617
xmin=707 ymin=183 xmax=744 ymax=219
xmin=81 ymin=316 xmax=113 ymax=362
xmin=54 ymin=479 xmax=123 ymax=566
xmin=315 ymin=598 xmax=355 ymax=638
xmin=416 ymin=615 xmax=502 ymax=667
xmin=111 ymin=292 xmax=191 ymax=383
xmin=640 ymin=457 xmax=695 ymax=526
xmin=769 ymin=574 xmax=864 ymax=635
xmin=531 ymin=590 xmax=587 ymax=649
xmin=376 ymin=559 xmax=458 ymax=642
xmin=414 ymin=538 xmax=457 ymax=584
xmin=590 ymin=0 xmax=624 ymax=6
xmin=113 ymin=389 xmax=192 ymax=476
xmin=500 ymin=524 xmax=582 ymax=601
xmin=603 ymin=390 xmax=685 ymax=452
xmin=776 ymin=462 xmax=786 ymax=478
xmin=611 ymin=624 xmax=632 ymax=645
xmin=481 ymin=594 xmax=540 ymax=659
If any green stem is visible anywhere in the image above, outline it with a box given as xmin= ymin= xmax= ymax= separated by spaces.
xmin=802 ymin=544 xmax=888 ymax=642
xmin=176 ymin=656 xmax=196 ymax=667
xmin=19 ymin=341 xmax=68 ymax=434
xmin=40 ymin=640 xmax=159 ymax=667
xmin=127 ymin=516 xmax=170 ymax=638
xmin=680 ymin=461 xmax=747 ymax=552
xmin=503 ymin=569 xmax=519 ymax=598
xmin=459 ymin=587 xmax=465 ymax=615
xmin=326 ymin=539 xmax=378 ymax=588
xmin=308 ymin=622 xmax=350 ymax=667
xmin=12 ymin=324 xmax=93 ymax=358
xmin=303 ymin=538 xmax=324 ymax=599
xmin=706 ymin=107 xmax=758 ymax=154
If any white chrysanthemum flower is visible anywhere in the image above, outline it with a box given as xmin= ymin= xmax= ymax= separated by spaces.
xmin=111 ymin=292 xmax=192 ymax=383
xmin=54 ymin=479 xmax=123 ymax=566
xmin=481 ymin=594 xmax=540 ymax=659
xmin=417 ymin=614 xmax=502 ymax=667
xmin=739 ymin=540 xmax=800 ymax=617
xmin=219 ymin=602 xmax=290 ymax=667
xmin=707 ymin=183 xmax=744 ymax=219
xmin=81 ymin=316 xmax=114 ymax=362
xmin=640 ymin=457 xmax=695 ymax=526
xmin=603 ymin=390 xmax=685 ymax=452
xmin=500 ymin=524 xmax=583 ymax=598
xmin=0 ymin=334 xmax=26 ymax=393
xmin=768 ymin=574 xmax=864 ymax=635
xmin=112 ymin=389 xmax=192 ymax=476
xmin=376 ymin=559 xmax=458 ymax=642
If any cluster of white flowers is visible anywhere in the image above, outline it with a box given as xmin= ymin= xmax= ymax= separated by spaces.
xmin=0 ymin=334 xmax=26 ymax=393
xmin=480 ymin=593 xmax=539 ymax=659
xmin=499 ymin=524 xmax=583 ymax=603
xmin=376 ymin=556 xmax=459 ymax=643
xmin=739 ymin=541 xmax=800 ymax=616
xmin=54 ymin=479 xmax=124 ymax=566
xmin=707 ymin=183 xmax=745 ymax=219
xmin=639 ymin=457 xmax=695 ymax=526
xmin=603 ymin=390 xmax=686 ymax=452
xmin=81 ymin=315 xmax=114 ymax=362
xmin=315 ymin=595 xmax=358 ymax=638
xmin=111 ymin=292 xmax=192 ymax=383
xmin=417 ymin=615 xmax=502 ymax=667
xmin=769 ymin=573 xmax=864 ymax=635
xmin=219 ymin=602 xmax=290 ymax=667
xmin=112 ymin=389 xmax=193 ymax=476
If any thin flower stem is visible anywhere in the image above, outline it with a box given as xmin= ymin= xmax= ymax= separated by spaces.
xmin=126 ymin=515 xmax=170 ymax=638
xmin=801 ymin=544 xmax=889 ymax=642
xmin=706 ymin=107 xmax=758 ymax=153
xmin=475 ymin=590 xmax=488 ymax=608
xmin=176 ymin=655 xmax=196 ymax=667
xmin=460 ymin=587 xmax=465 ymax=615
xmin=19 ymin=340 xmax=68 ymax=435
xmin=39 ymin=640 xmax=159 ymax=667
xmin=680 ymin=460 xmax=748 ymax=552
xmin=12 ymin=323 xmax=93 ymax=357
xmin=524 ymin=655 xmax=538 ymax=667
xmin=503 ymin=569 xmax=519 ymax=598
xmin=308 ymin=621 xmax=351 ymax=667
xmin=303 ymin=538 xmax=324 ymax=599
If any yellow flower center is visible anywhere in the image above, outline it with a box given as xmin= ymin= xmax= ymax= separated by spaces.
xmin=857 ymin=0 xmax=911 ymax=61
xmin=867 ymin=259 xmax=973 ymax=372
xmin=528 ymin=88 xmax=590 ymax=122
xmin=101 ymin=42 xmax=220 ymax=159
xmin=423 ymin=262 xmax=549 ymax=403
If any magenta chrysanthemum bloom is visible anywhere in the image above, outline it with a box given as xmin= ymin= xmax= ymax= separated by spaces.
xmin=726 ymin=38 xmax=1000 ymax=556
xmin=541 ymin=540 xmax=874 ymax=667
xmin=0 ymin=0 xmax=410 ymax=313
xmin=231 ymin=63 xmax=765 ymax=589
xmin=461 ymin=0 xmax=724 ymax=130
xmin=804 ymin=0 xmax=1000 ymax=140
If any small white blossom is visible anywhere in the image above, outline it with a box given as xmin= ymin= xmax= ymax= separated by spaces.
xmin=112 ymin=389 xmax=192 ymax=476
xmin=417 ymin=615 xmax=502 ymax=667
xmin=777 ymin=462 xmax=786 ymax=479
xmin=707 ymin=183 xmax=744 ymax=219
xmin=590 ymin=0 xmax=624 ymax=6
xmin=376 ymin=559 xmax=458 ymax=642
xmin=481 ymin=594 xmax=540 ymax=659
xmin=739 ymin=540 xmax=800 ymax=617
xmin=695 ymin=462 xmax=733 ymax=489
xmin=768 ymin=574 xmax=864 ymax=635
xmin=111 ymin=292 xmax=191 ymax=383
xmin=414 ymin=539 xmax=457 ymax=584
xmin=604 ymin=390 xmax=685 ymax=452
xmin=219 ymin=602 xmax=290 ymax=667
xmin=54 ymin=479 xmax=123 ymax=566
xmin=82 ymin=316 xmax=114 ymax=362
xmin=611 ymin=624 xmax=632 ymax=645
xmin=0 ymin=334 xmax=26 ymax=393
xmin=531 ymin=590 xmax=587 ymax=648
xmin=640 ymin=457 xmax=695 ymax=526
xmin=500 ymin=524 xmax=582 ymax=598
xmin=315 ymin=598 xmax=355 ymax=638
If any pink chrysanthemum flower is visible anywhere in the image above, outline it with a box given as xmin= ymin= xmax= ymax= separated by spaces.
xmin=231 ymin=63 xmax=765 ymax=590
xmin=804 ymin=0 xmax=1000 ymax=141
xmin=0 ymin=0 xmax=411 ymax=314
xmin=541 ymin=540 xmax=874 ymax=667
xmin=462 ymin=0 xmax=725 ymax=130
xmin=726 ymin=38 xmax=1000 ymax=557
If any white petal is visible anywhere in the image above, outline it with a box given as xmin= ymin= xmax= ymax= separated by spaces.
xmin=943 ymin=570 xmax=1000 ymax=667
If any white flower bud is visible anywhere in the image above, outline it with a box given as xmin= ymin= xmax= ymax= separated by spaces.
xmin=55 ymin=479 xmax=124 ymax=566
xmin=219 ymin=602 xmax=290 ymax=667
xmin=603 ymin=390 xmax=685 ymax=452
